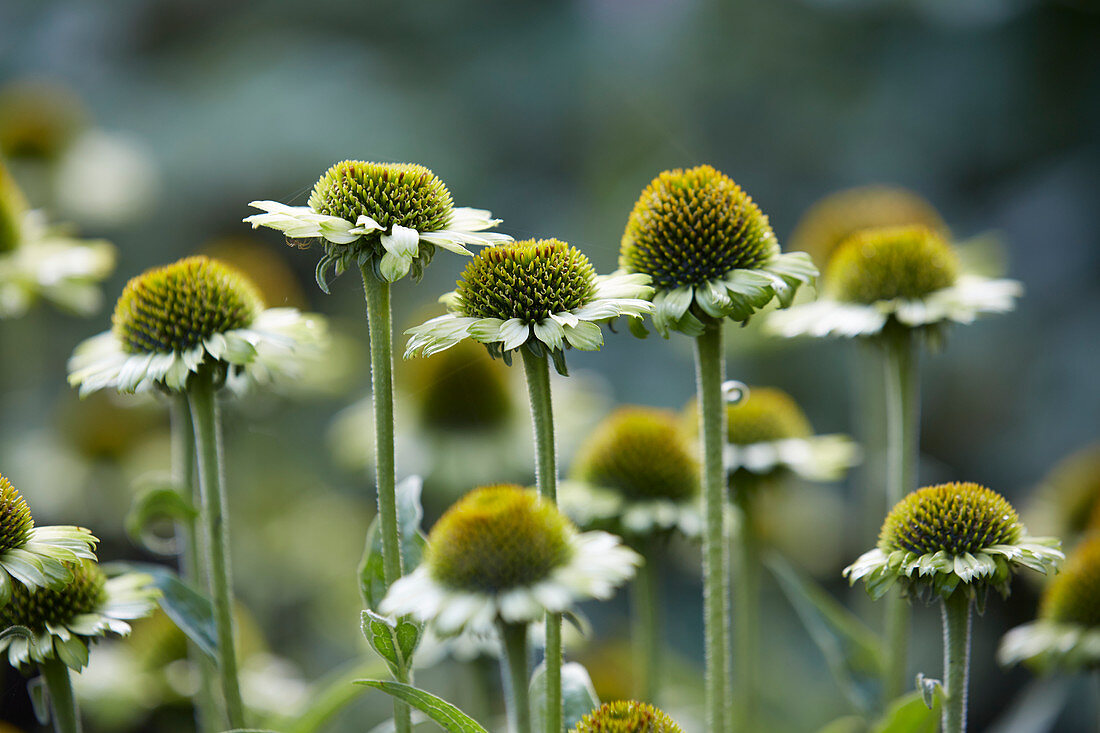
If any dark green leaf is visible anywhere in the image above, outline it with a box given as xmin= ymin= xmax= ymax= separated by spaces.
xmin=767 ymin=553 xmax=884 ymax=714
xmin=530 ymin=661 xmax=599 ymax=732
xmin=355 ymin=680 xmax=489 ymax=733
xmin=361 ymin=610 xmax=422 ymax=677
xmin=109 ymin=561 xmax=216 ymax=660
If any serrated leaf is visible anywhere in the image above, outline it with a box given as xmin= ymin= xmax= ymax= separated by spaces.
xmin=355 ymin=680 xmax=489 ymax=733
xmin=359 ymin=476 xmax=428 ymax=609
xmin=361 ymin=610 xmax=422 ymax=677
xmin=871 ymin=691 xmax=940 ymax=733
xmin=125 ymin=475 xmax=197 ymax=556
xmin=530 ymin=661 xmax=600 ymax=732
xmin=108 ymin=561 xmax=216 ymax=660
xmin=767 ymin=554 xmax=884 ymax=714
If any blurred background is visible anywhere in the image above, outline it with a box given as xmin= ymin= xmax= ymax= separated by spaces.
xmin=0 ymin=0 xmax=1098 ymax=731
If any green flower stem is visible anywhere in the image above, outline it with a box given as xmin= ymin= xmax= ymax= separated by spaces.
xmin=632 ymin=540 xmax=661 ymax=704
xmin=520 ymin=348 xmax=561 ymax=733
xmin=731 ymin=487 xmax=760 ymax=730
xmin=694 ymin=322 xmax=729 ymax=733
xmin=882 ymin=330 xmax=919 ymax=702
xmin=169 ymin=396 xmax=218 ymax=733
xmin=188 ymin=372 xmax=245 ymax=729
xmin=499 ymin=621 xmax=532 ymax=733
xmin=40 ymin=657 xmax=82 ymax=733
xmin=360 ymin=269 xmax=412 ymax=733
xmin=941 ymin=591 xmax=972 ymax=733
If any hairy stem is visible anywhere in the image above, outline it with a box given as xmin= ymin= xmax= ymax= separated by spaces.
xmin=170 ymin=396 xmax=218 ymax=733
xmin=188 ymin=373 xmax=245 ymax=729
xmin=521 ymin=348 xmax=561 ymax=733
xmin=632 ymin=541 xmax=661 ymax=704
xmin=941 ymin=592 xmax=972 ymax=733
xmin=694 ymin=323 xmax=728 ymax=733
xmin=500 ymin=622 xmax=532 ymax=733
xmin=882 ymin=331 xmax=919 ymax=702
xmin=732 ymin=487 xmax=760 ymax=730
xmin=40 ymin=658 xmax=82 ymax=733
xmin=360 ymin=269 xmax=411 ymax=733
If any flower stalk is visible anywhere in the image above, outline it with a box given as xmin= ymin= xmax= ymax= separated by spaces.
xmin=360 ymin=268 xmax=412 ymax=733
xmin=632 ymin=540 xmax=661 ymax=704
xmin=169 ymin=396 xmax=218 ymax=733
xmin=520 ymin=348 xmax=562 ymax=733
xmin=941 ymin=591 xmax=972 ymax=733
xmin=694 ymin=322 xmax=729 ymax=733
xmin=41 ymin=657 xmax=82 ymax=733
xmin=731 ymin=486 xmax=761 ymax=730
xmin=188 ymin=371 xmax=245 ymax=729
xmin=499 ymin=621 xmax=532 ymax=733
xmin=882 ymin=330 xmax=920 ymax=702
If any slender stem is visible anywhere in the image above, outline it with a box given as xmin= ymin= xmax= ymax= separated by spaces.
xmin=1093 ymin=670 xmax=1100 ymax=732
xmin=520 ymin=349 xmax=562 ymax=733
xmin=169 ymin=396 xmax=218 ymax=733
xmin=188 ymin=373 xmax=246 ymax=729
xmin=731 ymin=487 xmax=760 ymax=730
xmin=499 ymin=622 xmax=532 ymax=733
xmin=40 ymin=658 xmax=82 ymax=733
xmin=361 ymin=270 xmax=413 ymax=733
xmin=882 ymin=331 xmax=920 ymax=702
xmin=694 ymin=322 xmax=728 ymax=733
xmin=941 ymin=592 xmax=972 ymax=733
xmin=632 ymin=541 xmax=661 ymax=704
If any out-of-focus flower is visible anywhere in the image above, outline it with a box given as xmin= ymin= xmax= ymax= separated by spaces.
xmin=381 ymin=485 xmax=639 ymax=635
xmin=54 ymin=130 xmax=159 ymax=228
xmin=245 ymin=160 xmax=509 ymax=286
xmin=767 ymin=226 xmax=1020 ymax=341
xmin=1023 ymin=442 xmax=1100 ymax=545
xmin=0 ymin=161 xmax=115 ymax=317
xmin=68 ymin=256 xmax=327 ymax=396
xmin=0 ymin=80 xmax=86 ymax=162
xmin=405 ymin=238 xmax=652 ymax=374
xmin=618 ymin=165 xmax=815 ymax=337
xmin=845 ymin=482 xmax=1061 ymax=604
xmin=0 ymin=560 xmax=158 ymax=670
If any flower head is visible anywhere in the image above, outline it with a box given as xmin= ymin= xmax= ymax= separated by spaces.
xmin=245 ymin=160 xmax=510 ymax=287
xmin=1023 ymin=442 xmax=1100 ymax=544
xmin=788 ymin=185 xmax=947 ymax=266
xmin=618 ymin=165 xmax=816 ymax=336
xmin=768 ymin=225 xmax=1021 ymax=340
xmin=0 ymin=474 xmax=97 ymax=605
xmin=571 ymin=700 xmax=685 ymax=733
xmin=0 ymin=560 xmax=158 ymax=670
xmin=381 ymin=485 xmax=639 ymax=635
xmin=999 ymin=536 xmax=1100 ymax=671
xmin=564 ymin=407 xmax=701 ymax=538
xmin=0 ymin=160 xmax=115 ymax=318
xmin=68 ymin=255 xmax=327 ymax=395
xmin=845 ymin=482 xmax=1062 ymax=604
xmin=409 ymin=339 xmax=513 ymax=433
xmin=0 ymin=80 xmax=86 ymax=161
xmin=404 ymin=238 xmax=653 ymax=375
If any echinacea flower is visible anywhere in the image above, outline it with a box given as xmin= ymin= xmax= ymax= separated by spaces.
xmin=404 ymin=238 xmax=654 ymax=374
xmin=788 ymin=185 xmax=948 ymax=267
xmin=67 ymin=256 xmax=326 ymax=396
xmin=380 ymin=484 xmax=640 ymax=635
xmin=0 ymin=161 xmax=114 ymax=317
xmin=0 ymin=559 xmax=158 ymax=670
xmin=845 ymin=482 xmax=1062 ymax=605
xmin=767 ymin=225 xmax=1021 ymax=340
xmin=571 ymin=700 xmax=685 ymax=733
xmin=0 ymin=474 xmax=97 ymax=605
xmin=999 ymin=535 xmax=1100 ymax=672
xmin=245 ymin=160 xmax=510 ymax=286
xmin=711 ymin=386 xmax=859 ymax=488
xmin=618 ymin=165 xmax=816 ymax=336
xmin=1023 ymin=442 xmax=1100 ymax=545
xmin=563 ymin=407 xmax=701 ymax=538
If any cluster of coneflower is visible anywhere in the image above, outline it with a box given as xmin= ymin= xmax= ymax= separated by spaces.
xmin=0 ymin=152 xmax=1088 ymax=733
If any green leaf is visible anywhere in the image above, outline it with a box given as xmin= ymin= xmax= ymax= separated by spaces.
xmin=816 ymin=716 xmax=867 ymax=733
xmin=914 ymin=674 xmax=943 ymax=710
xmin=359 ymin=476 xmax=428 ymax=609
xmin=27 ymin=675 xmax=49 ymax=725
xmin=355 ymin=680 xmax=489 ymax=733
xmin=361 ymin=609 xmax=422 ymax=677
xmin=108 ymin=561 xmax=216 ymax=660
xmin=870 ymin=691 xmax=940 ymax=733
xmin=273 ymin=658 xmax=386 ymax=733
xmin=767 ymin=553 xmax=884 ymax=714
xmin=530 ymin=661 xmax=600 ymax=732
xmin=125 ymin=474 xmax=197 ymax=556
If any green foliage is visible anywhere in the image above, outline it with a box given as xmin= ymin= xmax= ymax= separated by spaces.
xmin=531 ymin=660 xmax=600 ymax=732
xmin=124 ymin=473 xmax=197 ymax=556
xmin=113 ymin=561 xmax=217 ymax=660
xmin=355 ymin=680 xmax=490 ymax=733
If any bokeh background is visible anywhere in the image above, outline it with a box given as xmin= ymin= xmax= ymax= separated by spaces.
xmin=1 ymin=0 xmax=1098 ymax=731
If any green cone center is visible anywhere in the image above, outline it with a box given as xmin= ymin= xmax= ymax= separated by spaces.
xmin=879 ymin=482 xmax=1022 ymax=557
